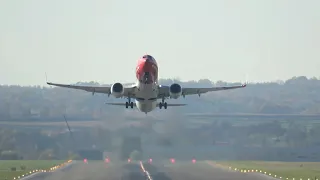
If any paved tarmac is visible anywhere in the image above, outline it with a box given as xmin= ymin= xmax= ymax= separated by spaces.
xmin=26 ymin=160 xmax=277 ymax=180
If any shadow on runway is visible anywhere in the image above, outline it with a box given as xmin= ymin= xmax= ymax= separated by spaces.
xmin=120 ymin=162 xmax=172 ymax=180
xmin=121 ymin=163 xmax=147 ymax=180
xmin=123 ymin=163 xmax=143 ymax=172
xmin=152 ymin=172 xmax=172 ymax=180
xmin=142 ymin=163 xmax=172 ymax=180
xmin=142 ymin=163 xmax=158 ymax=173
xmin=121 ymin=172 xmax=146 ymax=180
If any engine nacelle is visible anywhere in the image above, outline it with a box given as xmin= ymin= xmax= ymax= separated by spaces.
xmin=169 ymin=83 xmax=182 ymax=99
xmin=111 ymin=83 xmax=124 ymax=98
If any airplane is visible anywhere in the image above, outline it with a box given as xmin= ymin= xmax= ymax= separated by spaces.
xmin=47 ymin=54 xmax=247 ymax=114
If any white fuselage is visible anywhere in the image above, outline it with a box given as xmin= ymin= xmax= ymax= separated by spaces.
xmin=135 ymin=81 xmax=158 ymax=113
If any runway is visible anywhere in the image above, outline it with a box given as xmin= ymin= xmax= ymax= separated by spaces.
xmin=29 ymin=160 xmax=276 ymax=180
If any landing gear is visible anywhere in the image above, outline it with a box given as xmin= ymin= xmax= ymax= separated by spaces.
xmin=159 ymin=97 xmax=167 ymax=109
xmin=159 ymin=102 xmax=167 ymax=109
xmin=125 ymin=97 xmax=133 ymax=109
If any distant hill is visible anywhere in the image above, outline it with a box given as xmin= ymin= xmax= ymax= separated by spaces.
xmin=1 ymin=76 xmax=320 ymax=121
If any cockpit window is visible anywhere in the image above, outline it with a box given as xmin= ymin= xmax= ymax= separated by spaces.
xmin=142 ymin=55 xmax=154 ymax=60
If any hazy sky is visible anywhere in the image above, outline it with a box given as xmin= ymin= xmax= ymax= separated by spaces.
xmin=0 ymin=0 xmax=319 ymax=86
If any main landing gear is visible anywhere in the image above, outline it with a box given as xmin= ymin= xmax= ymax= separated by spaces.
xmin=125 ymin=97 xmax=133 ymax=109
xmin=159 ymin=97 xmax=167 ymax=109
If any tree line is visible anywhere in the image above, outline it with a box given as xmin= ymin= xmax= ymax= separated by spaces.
xmin=1 ymin=119 xmax=319 ymax=160
xmin=1 ymin=76 xmax=320 ymax=121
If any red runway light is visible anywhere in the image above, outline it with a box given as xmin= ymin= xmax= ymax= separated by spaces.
xmin=83 ymin=158 xmax=88 ymax=163
xmin=192 ymin=159 xmax=196 ymax=163
xmin=149 ymin=158 xmax=152 ymax=163
xmin=105 ymin=158 xmax=109 ymax=163
xmin=171 ymin=158 xmax=175 ymax=163
xmin=128 ymin=158 xmax=131 ymax=163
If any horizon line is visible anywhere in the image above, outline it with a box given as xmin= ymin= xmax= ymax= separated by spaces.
xmin=0 ymin=76 xmax=316 ymax=87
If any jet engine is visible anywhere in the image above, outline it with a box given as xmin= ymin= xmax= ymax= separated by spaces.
xmin=111 ymin=83 xmax=124 ymax=98
xmin=169 ymin=83 xmax=182 ymax=99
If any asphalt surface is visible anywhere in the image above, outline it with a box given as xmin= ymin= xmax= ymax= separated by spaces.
xmin=26 ymin=160 xmax=276 ymax=180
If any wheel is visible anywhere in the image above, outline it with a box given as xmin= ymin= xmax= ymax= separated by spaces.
xmin=125 ymin=102 xmax=128 ymax=108
xmin=130 ymin=102 xmax=134 ymax=108
xmin=159 ymin=102 xmax=162 ymax=109
xmin=164 ymin=102 xmax=167 ymax=109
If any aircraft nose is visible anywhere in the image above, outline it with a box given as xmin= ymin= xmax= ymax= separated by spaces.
xmin=145 ymin=57 xmax=152 ymax=63
xmin=142 ymin=59 xmax=152 ymax=70
xmin=143 ymin=55 xmax=154 ymax=62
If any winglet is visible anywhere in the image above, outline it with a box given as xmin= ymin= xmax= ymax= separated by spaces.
xmin=241 ymin=74 xmax=248 ymax=87
xmin=45 ymin=72 xmax=52 ymax=86
xmin=245 ymin=73 xmax=249 ymax=84
xmin=45 ymin=72 xmax=48 ymax=83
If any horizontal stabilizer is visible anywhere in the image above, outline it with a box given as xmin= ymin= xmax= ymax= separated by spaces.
xmin=105 ymin=102 xmax=137 ymax=106
xmin=157 ymin=103 xmax=187 ymax=107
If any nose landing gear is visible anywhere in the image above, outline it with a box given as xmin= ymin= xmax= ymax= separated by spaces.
xmin=125 ymin=102 xmax=133 ymax=108
xmin=125 ymin=97 xmax=134 ymax=109
xmin=159 ymin=97 xmax=167 ymax=109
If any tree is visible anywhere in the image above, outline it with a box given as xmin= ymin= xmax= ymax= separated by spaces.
xmin=129 ymin=150 xmax=142 ymax=161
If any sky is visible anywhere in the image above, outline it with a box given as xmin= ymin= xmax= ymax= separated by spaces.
xmin=0 ymin=0 xmax=319 ymax=86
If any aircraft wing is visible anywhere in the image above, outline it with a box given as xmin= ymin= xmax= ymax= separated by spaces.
xmin=158 ymin=84 xmax=246 ymax=98
xmin=105 ymin=102 xmax=186 ymax=107
xmin=47 ymin=82 xmax=136 ymax=97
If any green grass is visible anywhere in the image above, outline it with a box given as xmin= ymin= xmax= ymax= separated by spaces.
xmin=216 ymin=161 xmax=320 ymax=180
xmin=0 ymin=160 xmax=65 ymax=180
